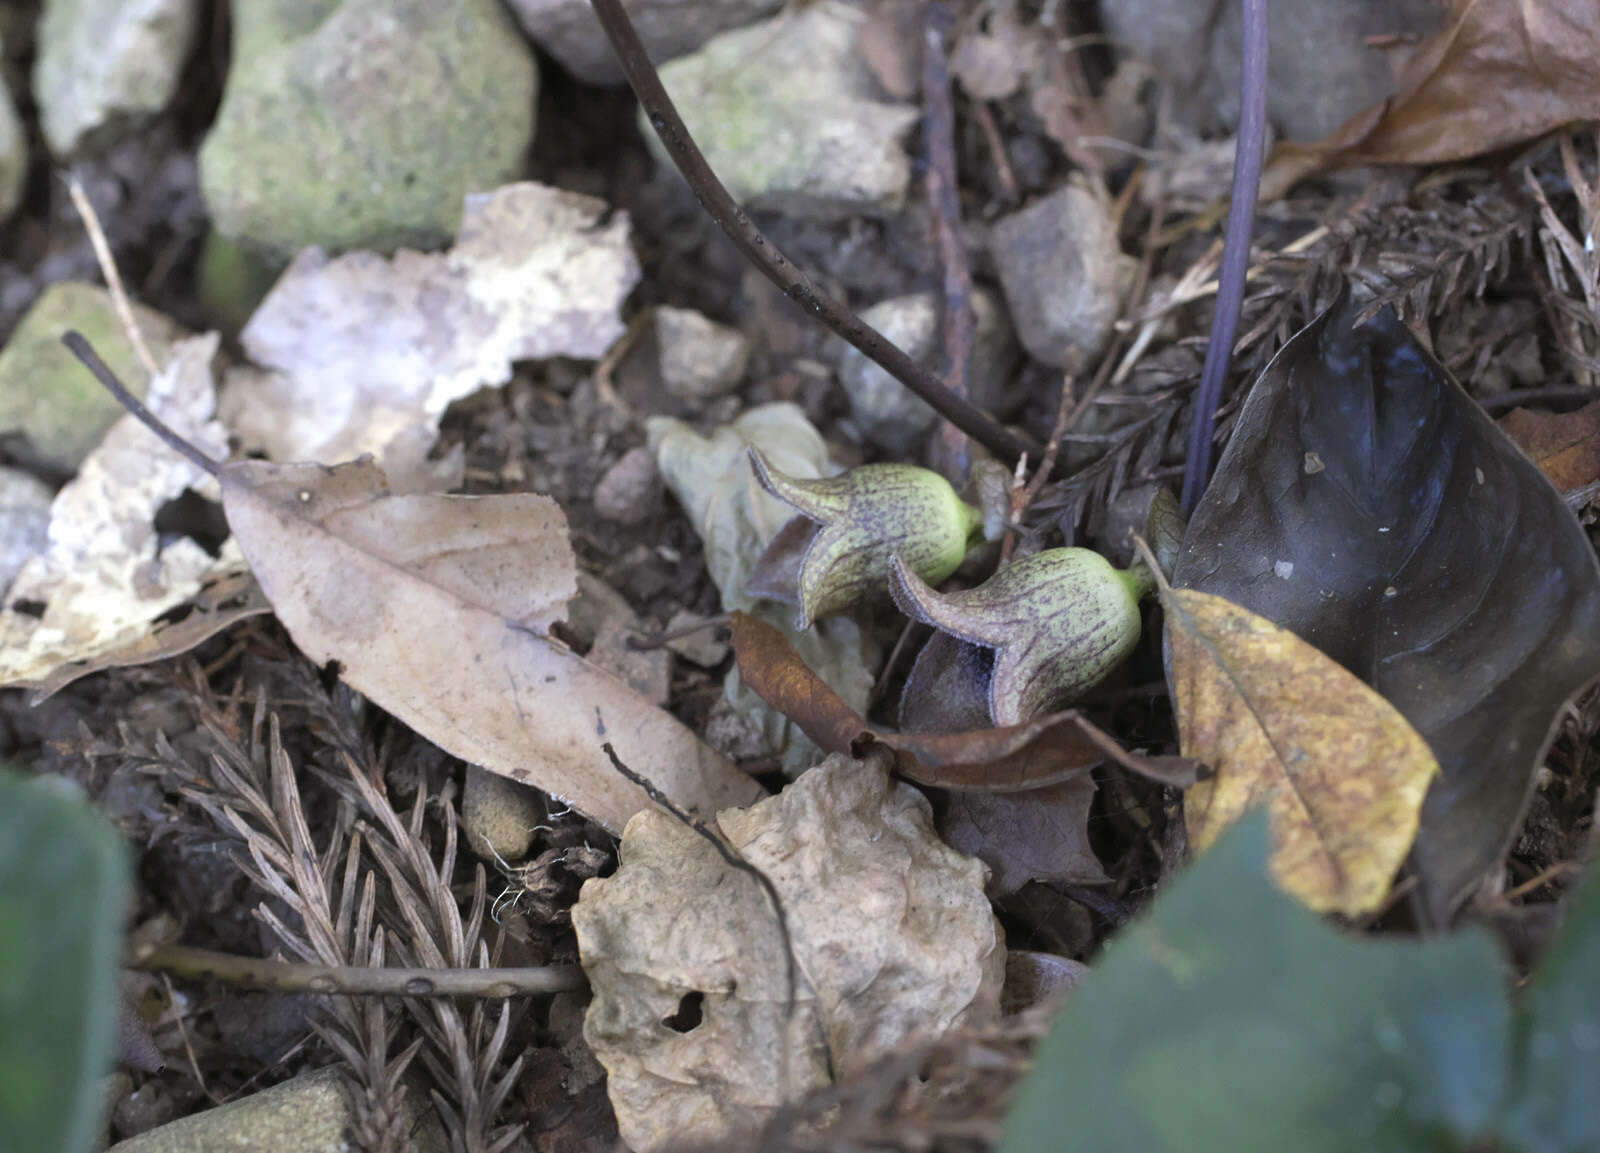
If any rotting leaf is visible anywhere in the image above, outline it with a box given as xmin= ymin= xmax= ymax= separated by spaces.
xmin=573 ymin=752 xmax=1003 ymax=1153
xmin=731 ymin=611 xmax=1196 ymax=792
xmin=1174 ymin=290 xmax=1600 ymax=922
xmin=1161 ymin=583 xmax=1439 ymax=916
xmin=1499 ymin=399 xmax=1600 ymax=495
xmin=1265 ymin=0 xmax=1600 ymax=195
xmin=0 ymin=336 xmax=246 ymax=691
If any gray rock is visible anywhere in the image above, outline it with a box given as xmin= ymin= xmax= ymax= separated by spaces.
xmin=34 ymin=0 xmax=199 ymax=156
xmin=650 ymin=2 xmax=919 ymax=220
xmin=990 ymin=180 xmax=1135 ymax=369
xmin=462 ymin=764 xmax=547 ymax=864
xmin=655 ymin=307 xmax=750 ymax=404
xmin=199 ymin=0 xmax=538 ymax=260
xmin=0 ymin=283 xmax=186 ymax=472
xmin=0 ymin=52 xmax=25 ymax=222
xmin=594 ymin=446 xmax=662 ymax=525
xmin=108 ymin=1068 xmax=447 ymax=1153
xmin=663 ymin=609 xmax=729 ymax=669
xmin=508 ymin=0 xmax=781 ymax=86
xmin=0 ymin=467 xmax=52 ymax=598
xmin=835 ymin=289 xmax=1018 ymax=454
xmin=1101 ymin=0 xmax=1441 ymax=141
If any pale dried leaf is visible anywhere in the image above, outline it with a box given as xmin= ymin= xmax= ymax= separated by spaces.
xmin=0 ymin=335 xmax=244 ymax=689
xmin=573 ymin=752 xmax=1004 ymax=1152
xmin=220 ymin=456 xmax=761 ymax=831
xmin=221 ymin=183 xmax=640 ymax=483
xmin=652 ymin=405 xmax=876 ymax=773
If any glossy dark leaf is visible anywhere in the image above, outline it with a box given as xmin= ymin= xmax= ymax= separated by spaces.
xmin=999 ymin=813 xmax=1511 ymax=1153
xmin=0 ymin=770 xmax=130 ymax=1153
xmin=1174 ymin=291 xmax=1600 ymax=923
xmin=1499 ymin=865 xmax=1600 ymax=1152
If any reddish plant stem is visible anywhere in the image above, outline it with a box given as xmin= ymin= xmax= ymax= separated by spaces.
xmin=586 ymin=0 xmax=1038 ymax=466
xmin=1180 ymin=0 xmax=1268 ymax=515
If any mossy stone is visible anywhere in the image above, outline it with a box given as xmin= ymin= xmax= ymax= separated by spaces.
xmin=199 ymin=0 xmax=539 ymax=260
xmin=0 ymin=283 xmax=184 ymax=472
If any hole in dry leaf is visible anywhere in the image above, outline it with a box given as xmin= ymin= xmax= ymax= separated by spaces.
xmin=153 ymin=489 xmax=230 ymax=558
xmin=9 ymin=599 xmax=46 ymax=618
xmin=317 ymin=660 xmax=343 ymax=693
xmin=661 ymin=991 xmax=705 ymax=1033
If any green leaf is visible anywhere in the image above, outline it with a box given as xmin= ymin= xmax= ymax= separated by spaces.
xmin=1500 ymin=867 xmax=1600 ymax=1153
xmin=0 ymin=769 xmax=129 ymax=1153
xmin=999 ymin=813 xmax=1509 ymax=1153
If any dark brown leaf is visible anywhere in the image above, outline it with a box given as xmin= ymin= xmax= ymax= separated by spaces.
xmin=1174 ymin=289 xmax=1600 ymax=923
xmin=1499 ymin=400 xmax=1600 ymax=494
xmin=1266 ymin=0 xmax=1600 ymax=194
xmin=939 ymin=779 xmax=1108 ymax=897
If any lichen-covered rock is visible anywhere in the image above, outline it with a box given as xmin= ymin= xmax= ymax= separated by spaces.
xmin=462 ymin=764 xmax=547 ymax=864
xmin=0 ymin=282 xmax=185 ymax=471
xmin=650 ymin=1 xmax=918 ymax=219
xmin=0 ymin=53 xmax=25 ymax=221
xmin=199 ymin=0 xmax=539 ymax=260
xmin=990 ymin=180 xmax=1136 ymax=369
xmin=835 ymin=289 xmax=1018 ymax=454
xmin=574 ymin=753 xmax=1004 ymax=1152
xmin=107 ymin=1068 xmax=447 ymax=1153
xmin=508 ymin=0 xmax=781 ymax=86
xmin=34 ymin=0 xmax=199 ymax=156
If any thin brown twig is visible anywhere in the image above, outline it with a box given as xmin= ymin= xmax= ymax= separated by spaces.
xmin=132 ymin=943 xmax=587 ymax=998
xmin=585 ymin=0 xmax=1039 ymax=467
xmin=599 ymin=740 xmax=797 ymax=1014
xmin=66 ymin=174 xmax=161 ymax=379
xmin=973 ymin=99 xmax=1019 ymax=205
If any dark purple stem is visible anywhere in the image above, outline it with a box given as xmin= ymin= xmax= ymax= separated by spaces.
xmin=922 ymin=0 xmax=976 ymax=474
xmin=586 ymin=0 xmax=1038 ymax=466
xmin=1180 ymin=0 xmax=1268 ymax=516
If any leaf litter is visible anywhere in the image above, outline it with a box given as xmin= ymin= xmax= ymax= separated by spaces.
xmin=1175 ymin=290 xmax=1600 ymax=922
xmin=65 ymin=336 xmax=761 ymax=834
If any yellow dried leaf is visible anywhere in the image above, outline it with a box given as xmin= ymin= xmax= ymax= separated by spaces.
xmin=1165 ymin=588 xmax=1438 ymax=915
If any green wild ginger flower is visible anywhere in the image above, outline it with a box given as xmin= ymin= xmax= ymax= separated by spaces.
xmin=891 ymin=548 xmax=1154 ymax=726
xmin=746 ymin=449 xmax=983 ymax=629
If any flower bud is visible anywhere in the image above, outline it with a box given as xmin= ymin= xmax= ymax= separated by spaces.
xmin=890 ymin=547 xmax=1148 ymax=726
xmin=746 ymin=449 xmax=982 ymax=628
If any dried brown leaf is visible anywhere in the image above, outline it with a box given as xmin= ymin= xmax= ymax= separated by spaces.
xmin=731 ymin=610 xmax=1195 ymax=791
xmin=1165 ymin=587 xmax=1439 ymax=916
xmin=218 ymin=457 xmax=762 ymax=832
xmin=27 ymin=569 xmax=270 ymax=702
xmin=1266 ymin=0 xmax=1600 ymax=193
xmin=1499 ymin=399 xmax=1600 ymax=493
